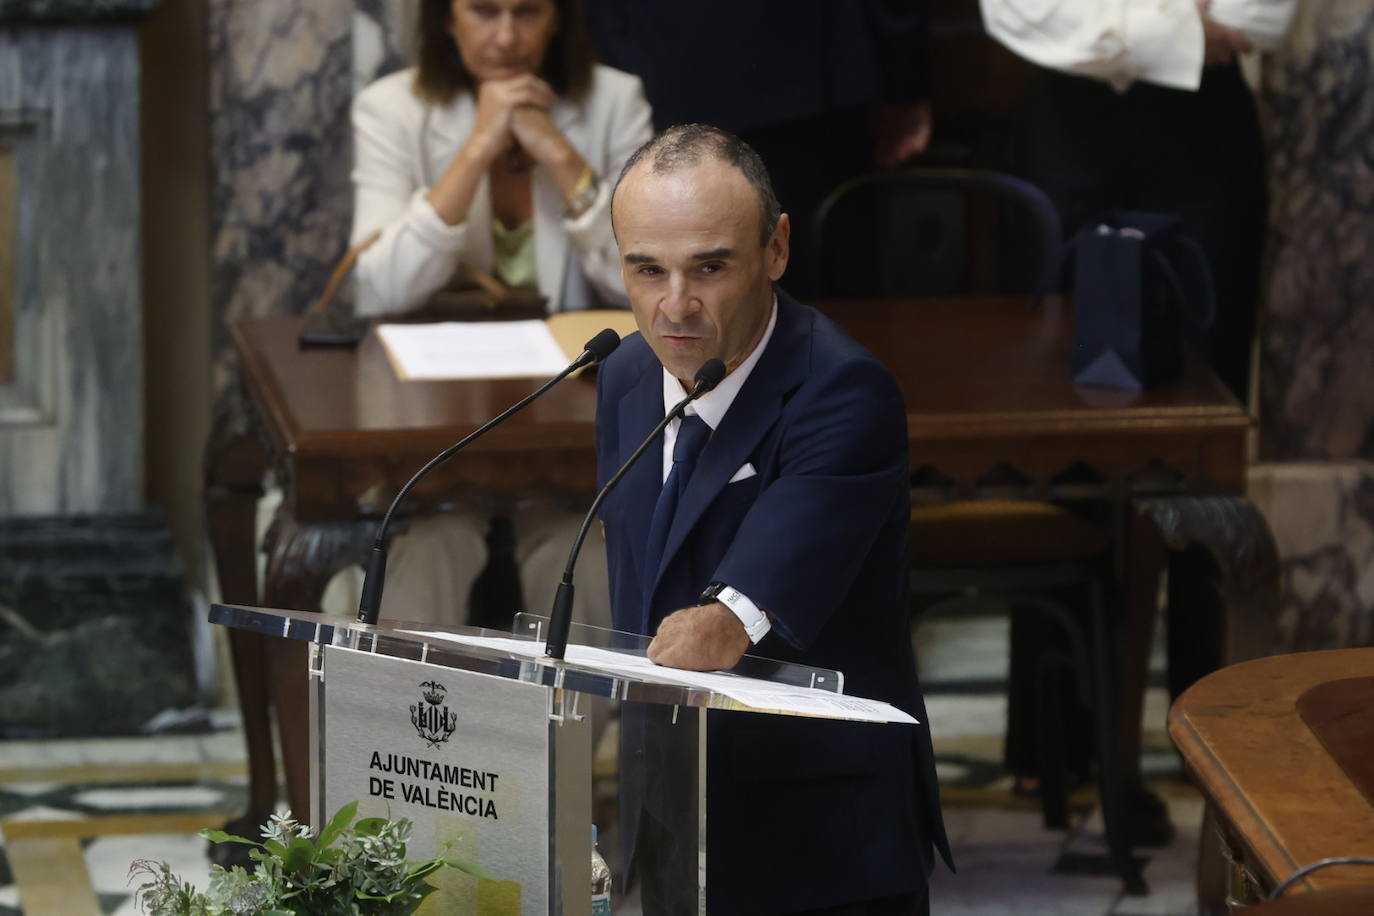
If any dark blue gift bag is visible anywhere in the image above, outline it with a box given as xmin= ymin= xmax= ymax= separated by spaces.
xmin=1068 ymin=211 xmax=1215 ymax=390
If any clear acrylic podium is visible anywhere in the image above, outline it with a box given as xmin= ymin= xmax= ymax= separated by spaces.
xmin=210 ymin=603 xmax=850 ymax=916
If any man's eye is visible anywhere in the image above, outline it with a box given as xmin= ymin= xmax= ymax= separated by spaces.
xmin=636 ymin=265 xmax=662 ymax=276
xmin=700 ymin=262 xmax=724 ymax=274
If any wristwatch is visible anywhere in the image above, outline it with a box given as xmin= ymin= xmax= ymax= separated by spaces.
xmin=699 ymin=581 xmax=771 ymax=643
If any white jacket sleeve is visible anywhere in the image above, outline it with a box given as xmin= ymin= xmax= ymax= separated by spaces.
xmin=1208 ymin=0 xmax=1298 ymax=51
xmin=980 ymin=0 xmax=1205 ymax=92
xmin=350 ymin=83 xmax=471 ymax=318
xmin=559 ymin=75 xmax=654 ymax=307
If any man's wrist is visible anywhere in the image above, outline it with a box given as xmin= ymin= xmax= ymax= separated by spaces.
xmin=699 ymin=581 xmax=771 ymax=643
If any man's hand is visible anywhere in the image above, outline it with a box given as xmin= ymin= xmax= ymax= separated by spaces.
xmin=1197 ymin=0 xmax=1252 ymax=67
xmin=871 ymin=101 xmax=932 ymax=169
xmin=646 ymin=602 xmax=750 ymax=672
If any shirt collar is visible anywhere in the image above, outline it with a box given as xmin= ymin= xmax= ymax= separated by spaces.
xmin=661 ymin=295 xmax=779 ymax=430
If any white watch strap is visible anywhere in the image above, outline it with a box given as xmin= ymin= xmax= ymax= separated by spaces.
xmin=714 ymin=584 xmax=771 ymax=644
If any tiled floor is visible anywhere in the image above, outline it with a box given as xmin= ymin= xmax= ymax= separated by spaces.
xmin=0 ymin=613 xmax=1205 ymax=915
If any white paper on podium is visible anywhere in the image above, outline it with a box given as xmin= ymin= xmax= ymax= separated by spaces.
xmin=375 ymin=320 xmax=570 ymax=380
xmin=397 ymin=629 xmax=918 ymax=725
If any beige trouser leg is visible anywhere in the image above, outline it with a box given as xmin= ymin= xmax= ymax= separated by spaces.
xmin=512 ymin=504 xmax=612 ymax=631
xmin=257 ymin=488 xmax=487 ymax=626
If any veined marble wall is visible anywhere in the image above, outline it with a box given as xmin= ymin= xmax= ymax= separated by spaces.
xmin=208 ymin=0 xmax=407 ymax=395
xmin=1253 ymin=3 xmax=1374 ymax=652
xmin=0 ymin=4 xmax=153 ymax=515
xmin=1260 ymin=4 xmax=1374 ymax=462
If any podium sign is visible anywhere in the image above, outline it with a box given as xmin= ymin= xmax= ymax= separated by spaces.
xmin=317 ymin=646 xmax=590 ymax=915
xmin=210 ymin=604 xmax=869 ymax=916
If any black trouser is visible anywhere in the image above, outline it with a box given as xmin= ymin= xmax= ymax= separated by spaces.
xmin=1021 ymin=63 xmax=1267 ymax=406
xmin=1004 ymin=68 xmax=1264 ymax=778
xmin=789 ymin=890 xmax=930 ymax=916
xmin=738 ymin=107 xmax=876 ymax=302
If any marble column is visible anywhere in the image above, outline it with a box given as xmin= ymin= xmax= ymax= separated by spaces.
xmin=207 ymin=0 xmax=407 ymax=395
xmin=0 ymin=0 xmax=202 ymax=737
xmin=1253 ymin=3 xmax=1374 ymax=651
xmin=0 ymin=1 xmax=156 ymax=515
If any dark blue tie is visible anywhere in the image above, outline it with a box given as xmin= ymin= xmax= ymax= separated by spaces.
xmin=642 ymin=413 xmax=712 ymax=586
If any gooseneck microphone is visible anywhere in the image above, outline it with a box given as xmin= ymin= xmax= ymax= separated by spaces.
xmin=543 ymin=357 xmax=727 ymax=660
xmin=356 ymin=328 xmax=621 ymax=625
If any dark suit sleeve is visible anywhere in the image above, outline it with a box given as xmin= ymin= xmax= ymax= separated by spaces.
xmin=711 ymin=356 xmax=909 ymax=650
xmin=866 ymin=0 xmax=932 ymax=102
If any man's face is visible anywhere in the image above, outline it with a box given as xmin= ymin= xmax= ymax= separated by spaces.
xmin=612 ymin=159 xmax=790 ymax=386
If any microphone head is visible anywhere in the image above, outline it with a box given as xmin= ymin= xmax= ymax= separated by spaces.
xmin=583 ymin=328 xmax=621 ymax=364
xmin=692 ymin=358 xmax=726 ymax=396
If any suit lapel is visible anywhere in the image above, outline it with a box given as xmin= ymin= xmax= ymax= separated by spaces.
xmin=647 ymin=295 xmax=812 ymax=602
xmin=615 ymin=358 xmax=666 ymax=630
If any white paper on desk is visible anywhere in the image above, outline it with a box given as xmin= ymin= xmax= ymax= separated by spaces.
xmin=398 ymin=629 xmax=918 ymax=725
xmin=375 ymin=320 xmax=570 ymax=380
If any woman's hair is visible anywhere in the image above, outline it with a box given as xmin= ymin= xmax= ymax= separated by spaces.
xmin=413 ymin=0 xmax=596 ymax=105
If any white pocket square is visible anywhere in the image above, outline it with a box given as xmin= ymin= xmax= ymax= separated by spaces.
xmin=729 ymin=462 xmax=757 ymax=483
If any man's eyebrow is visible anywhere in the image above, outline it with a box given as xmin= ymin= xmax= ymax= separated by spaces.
xmin=692 ymin=247 xmax=733 ymax=261
xmin=623 ymin=252 xmax=658 ymax=264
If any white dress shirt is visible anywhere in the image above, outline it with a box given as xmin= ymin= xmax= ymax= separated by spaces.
xmin=657 ymin=298 xmax=779 ymax=642
xmin=980 ymin=0 xmax=1297 ymax=92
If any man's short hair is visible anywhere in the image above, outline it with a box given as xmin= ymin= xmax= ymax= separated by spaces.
xmin=614 ymin=124 xmax=782 ymax=247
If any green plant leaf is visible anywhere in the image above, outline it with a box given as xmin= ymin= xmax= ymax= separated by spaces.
xmin=261 ymin=838 xmax=289 ymax=858
xmin=199 ymin=828 xmax=259 ymax=846
xmin=281 ymin=836 xmax=316 ymax=873
xmin=406 ymin=859 xmax=445 ymax=881
xmin=446 ymin=858 xmax=499 ymax=881
xmin=353 ymin=816 xmax=387 ymax=835
xmin=315 ymin=800 xmax=358 ymax=849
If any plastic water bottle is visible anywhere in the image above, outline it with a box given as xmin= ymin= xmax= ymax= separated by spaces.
xmin=591 ymin=824 xmax=612 ymax=915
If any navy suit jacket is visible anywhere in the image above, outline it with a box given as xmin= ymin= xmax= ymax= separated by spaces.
xmin=596 ymin=292 xmax=952 ymax=913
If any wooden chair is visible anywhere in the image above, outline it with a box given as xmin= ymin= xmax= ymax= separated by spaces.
xmin=814 ymin=170 xmax=1146 ymax=893
xmin=812 ymin=167 xmax=1061 ymax=298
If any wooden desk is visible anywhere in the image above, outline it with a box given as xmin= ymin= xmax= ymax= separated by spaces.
xmin=205 ymin=297 xmax=1279 ymax=886
xmin=1170 ymin=649 xmax=1374 ymax=910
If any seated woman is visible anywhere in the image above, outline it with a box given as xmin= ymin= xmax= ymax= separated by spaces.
xmin=351 ymin=0 xmax=652 ymax=315
xmin=337 ymin=0 xmax=651 ymax=628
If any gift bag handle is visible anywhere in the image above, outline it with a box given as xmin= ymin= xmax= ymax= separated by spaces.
xmin=1148 ymin=235 xmax=1216 ymax=330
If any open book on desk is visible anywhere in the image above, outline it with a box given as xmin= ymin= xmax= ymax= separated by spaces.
xmin=375 ymin=309 xmax=640 ymax=381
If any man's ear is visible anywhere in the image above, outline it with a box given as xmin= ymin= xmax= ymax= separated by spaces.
xmin=766 ymin=212 xmax=791 ymax=282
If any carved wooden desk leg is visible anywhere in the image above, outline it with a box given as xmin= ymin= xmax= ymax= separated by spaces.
xmin=1146 ymin=496 xmax=1281 ymax=671
xmin=261 ymin=509 xmax=375 ymax=824
xmin=203 ymin=407 xmax=272 ymax=842
xmin=1142 ymin=495 xmax=1281 ymax=913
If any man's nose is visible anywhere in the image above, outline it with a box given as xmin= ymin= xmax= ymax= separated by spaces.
xmin=659 ymin=277 xmax=699 ymax=323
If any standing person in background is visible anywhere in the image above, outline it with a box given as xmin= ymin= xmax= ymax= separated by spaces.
xmin=584 ymin=0 xmax=933 ymax=301
xmin=980 ymin=0 xmax=1296 ymax=838
xmin=340 ymin=0 xmax=652 ymax=628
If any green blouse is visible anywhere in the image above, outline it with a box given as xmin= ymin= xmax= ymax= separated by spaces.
xmin=491 ymin=219 xmax=537 ymax=290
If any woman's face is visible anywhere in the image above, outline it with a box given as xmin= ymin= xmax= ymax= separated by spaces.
xmin=448 ymin=0 xmax=559 ymax=84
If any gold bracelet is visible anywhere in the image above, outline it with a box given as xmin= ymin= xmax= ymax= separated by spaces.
xmin=563 ymin=165 xmax=599 ymax=219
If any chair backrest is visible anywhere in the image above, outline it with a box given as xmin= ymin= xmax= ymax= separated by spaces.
xmin=812 ymin=168 xmax=1062 ymax=298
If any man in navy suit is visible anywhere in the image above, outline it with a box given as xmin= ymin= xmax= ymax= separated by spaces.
xmin=597 ymin=124 xmax=951 ymax=915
